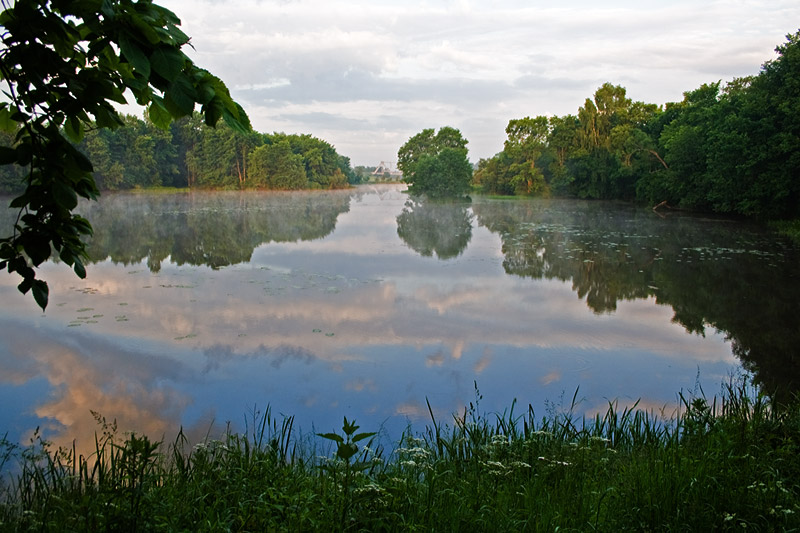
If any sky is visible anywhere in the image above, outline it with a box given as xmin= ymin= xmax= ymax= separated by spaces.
xmin=159 ymin=0 xmax=799 ymax=167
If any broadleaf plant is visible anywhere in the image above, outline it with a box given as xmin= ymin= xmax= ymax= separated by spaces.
xmin=0 ymin=0 xmax=250 ymax=309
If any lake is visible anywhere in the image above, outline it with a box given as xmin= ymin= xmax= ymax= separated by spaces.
xmin=1 ymin=184 xmax=798 ymax=451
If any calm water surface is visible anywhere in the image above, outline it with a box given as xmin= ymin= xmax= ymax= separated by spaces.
xmin=1 ymin=184 xmax=798 ymax=451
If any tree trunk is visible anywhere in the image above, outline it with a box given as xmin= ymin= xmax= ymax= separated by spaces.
xmin=648 ymin=150 xmax=669 ymax=170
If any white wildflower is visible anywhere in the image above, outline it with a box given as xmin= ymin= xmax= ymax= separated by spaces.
xmin=491 ymin=435 xmax=509 ymax=446
xmin=407 ymin=447 xmax=430 ymax=457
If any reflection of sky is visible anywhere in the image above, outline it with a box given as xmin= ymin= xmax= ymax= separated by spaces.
xmin=0 ymin=186 xmax=739 ymax=453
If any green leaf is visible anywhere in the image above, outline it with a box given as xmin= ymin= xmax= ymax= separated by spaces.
xmin=0 ymin=146 xmax=17 ymax=164
xmin=202 ymin=97 xmax=223 ymax=127
xmin=10 ymin=258 xmax=33 ymax=279
xmin=9 ymin=193 xmax=29 ymax=209
xmin=118 ymin=33 xmax=151 ymax=78
xmin=94 ymin=104 xmax=124 ymax=129
xmin=150 ymin=46 xmax=186 ymax=81
xmin=163 ymin=74 xmax=196 ymax=117
xmin=342 ymin=417 xmax=358 ymax=435
xmin=0 ymin=105 xmax=18 ymax=134
xmin=72 ymin=215 xmax=94 ymax=236
xmin=195 ymin=80 xmax=216 ymax=106
xmin=166 ymin=24 xmax=190 ymax=47
xmin=15 ymin=142 xmax=33 ymax=166
xmin=317 ymin=432 xmax=344 ymax=444
xmin=147 ymin=97 xmax=172 ymax=130
xmin=222 ymin=102 xmax=252 ymax=135
xmin=73 ymin=259 xmax=86 ymax=279
xmin=52 ymin=179 xmax=79 ymax=210
xmin=32 ymin=280 xmax=49 ymax=310
xmin=151 ymin=4 xmax=182 ymax=26
xmin=64 ymin=116 xmax=84 ymax=143
xmin=352 ymin=431 xmax=376 ymax=443
xmin=17 ymin=277 xmax=32 ymax=295
xmin=22 ymin=238 xmax=51 ymax=266
xmin=128 ymin=12 xmax=161 ymax=44
xmin=70 ymin=146 xmax=94 ymax=172
xmin=336 ymin=442 xmax=358 ymax=461
xmin=59 ymin=247 xmax=73 ymax=264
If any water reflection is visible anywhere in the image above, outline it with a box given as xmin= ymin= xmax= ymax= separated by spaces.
xmin=80 ymin=190 xmax=351 ymax=272
xmin=396 ymin=198 xmax=473 ymax=259
xmin=0 ymin=318 xmax=196 ymax=451
xmin=472 ymin=199 xmax=800 ymax=399
xmin=1 ymin=187 xmax=797 ymax=455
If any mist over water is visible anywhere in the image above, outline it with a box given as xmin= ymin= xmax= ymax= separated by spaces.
xmin=1 ymin=184 xmax=797 ymax=452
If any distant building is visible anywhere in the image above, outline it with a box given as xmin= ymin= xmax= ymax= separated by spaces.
xmin=371 ymin=161 xmax=403 ymax=181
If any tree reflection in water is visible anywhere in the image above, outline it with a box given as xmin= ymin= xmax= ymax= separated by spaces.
xmin=472 ymin=198 xmax=800 ymax=401
xmin=396 ymin=198 xmax=473 ymax=260
xmin=1 ymin=190 xmax=798 ymax=423
xmin=79 ymin=190 xmax=351 ymax=272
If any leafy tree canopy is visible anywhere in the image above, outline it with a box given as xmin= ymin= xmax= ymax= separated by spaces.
xmin=397 ymin=127 xmax=471 ymax=198
xmin=0 ymin=0 xmax=250 ymax=310
xmin=477 ymin=30 xmax=800 ymax=217
xmin=396 ymin=126 xmax=468 ymax=178
xmin=406 ymin=147 xmax=473 ymax=198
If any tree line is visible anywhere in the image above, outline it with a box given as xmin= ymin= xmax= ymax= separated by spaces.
xmin=0 ymin=113 xmax=360 ymax=194
xmin=473 ymin=31 xmax=800 ymax=219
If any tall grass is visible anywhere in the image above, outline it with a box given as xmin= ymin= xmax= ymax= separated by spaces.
xmin=769 ymin=219 xmax=800 ymax=244
xmin=1 ymin=379 xmax=799 ymax=531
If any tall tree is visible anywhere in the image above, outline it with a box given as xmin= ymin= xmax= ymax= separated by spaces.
xmin=397 ymin=127 xmax=471 ymax=198
xmin=397 ymin=126 xmax=468 ymax=179
xmin=0 ymin=0 xmax=250 ymax=309
xmin=473 ymin=153 xmax=516 ymax=196
xmin=407 ymin=147 xmax=473 ymax=198
xmin=249 ymin=140 xmax=307 ymax=190
xmin=545 ymin=115 xmax=580 ymax=194
xmin=503 ymin=116 xmax=549 ymax=195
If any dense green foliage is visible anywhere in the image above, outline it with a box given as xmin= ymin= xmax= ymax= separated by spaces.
xmin=408 ymin=147 xmax=473 ymax=198
xmin=770 ymin=219 xmax=800 ymax=244
xmin=0 ymin=114 xmax=358 ymax=193
xmin=476 ymin=31 xmax=800 ymax=219
xmin=176 ymin=115 xmax=357 ymax=190
xmin=0 ymin=0 xmax=250 ymax=309
xmin=398 ymin=127 xmax=472 ymax=198
xmin=1 ymin=381 xmax=799 ymax=531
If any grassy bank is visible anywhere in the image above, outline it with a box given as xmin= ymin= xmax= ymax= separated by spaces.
xmin=2 ymin=381 xmax=799 ymax=532
xmin=770 ymin=219 xmax=800 ymax=244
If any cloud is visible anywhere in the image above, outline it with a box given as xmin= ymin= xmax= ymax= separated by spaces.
xmin=154 ymin=0 xmax=798 ymax=165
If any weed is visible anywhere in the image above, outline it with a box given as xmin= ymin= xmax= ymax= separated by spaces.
xmin=1 ymin=378 xmax=799 ymax=531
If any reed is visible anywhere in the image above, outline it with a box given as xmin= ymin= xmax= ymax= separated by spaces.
xmin=1 ymin=378 xmax=798 ymax=531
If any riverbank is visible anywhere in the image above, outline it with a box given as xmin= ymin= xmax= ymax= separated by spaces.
xmin=2 ymin=380 xmax=798 ymax=531
xmin=770 ymin=219 xmax=800 ymax=244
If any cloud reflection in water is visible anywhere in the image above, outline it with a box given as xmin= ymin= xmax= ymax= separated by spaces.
xmin=2 ymin=186 xmax=778 ymax=451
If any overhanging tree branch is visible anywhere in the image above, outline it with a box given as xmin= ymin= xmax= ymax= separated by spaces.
xmin=0 ymin=0 xmax=250 ymax=309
